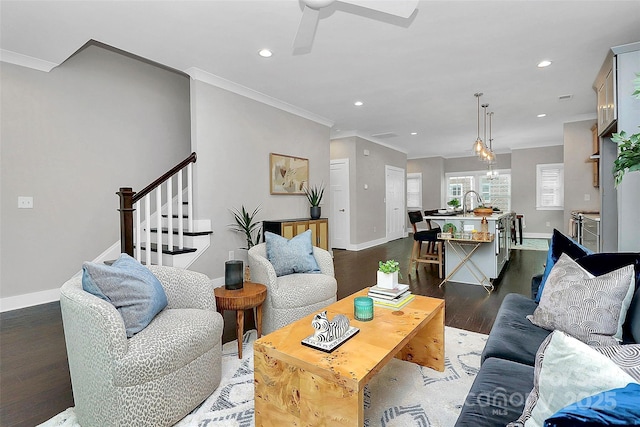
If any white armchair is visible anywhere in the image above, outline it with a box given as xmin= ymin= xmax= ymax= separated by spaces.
xmin=59 ymin=265 xmax=223 ymax=427
xmin=248 ymin=243 xmax=337 ymax=334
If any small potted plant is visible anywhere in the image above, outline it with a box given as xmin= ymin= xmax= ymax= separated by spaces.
xmin=304 ymin=183 xmax=324 ymax=219
xmin=612 ymin=73 xmax=640 ymax=187
xmin=229 ymin=205 xmax=261 ymax=249
xmin=377 ymin=260 xmax=401 ymax=289
xmin=447 ymin=199 xmax=460 ymax=211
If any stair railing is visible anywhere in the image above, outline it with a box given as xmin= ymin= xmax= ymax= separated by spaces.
xmin=117 ymin=152 xmax=197 ymax=266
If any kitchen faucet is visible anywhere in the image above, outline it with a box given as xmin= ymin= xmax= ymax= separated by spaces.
xmin=463 ymin=190 xmax=484 ymax=216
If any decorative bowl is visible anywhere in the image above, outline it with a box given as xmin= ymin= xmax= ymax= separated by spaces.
xmin=473 ymin=207 xmax=493 ymax=217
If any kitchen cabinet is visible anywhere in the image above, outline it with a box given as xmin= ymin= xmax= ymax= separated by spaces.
xmin=594 ymin=52 xmax=617 ymax=136
xmin=590 ymin=124 xmax=599 ymax=188
xmin=263 ymin=218 xmax=329 ymax=250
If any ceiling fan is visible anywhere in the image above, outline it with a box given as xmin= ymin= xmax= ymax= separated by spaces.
xmin=293 ymin=0 xmax=418 ymax=53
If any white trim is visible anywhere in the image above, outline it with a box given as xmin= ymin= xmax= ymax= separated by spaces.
xmin=0 ymin=49 xmax=58 ymax=72
xmin=0 ymin=288 xmax=61 ymax=312
xmin=331 ymin=131 xmax=409 ymax=154
xmin=186 ymin=67 xmax=334 ymax=128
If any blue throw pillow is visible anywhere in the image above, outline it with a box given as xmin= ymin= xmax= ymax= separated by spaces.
xmin=265 ymin=230 xmax=321 ymax=277
xmin=82 ymin=253 xmax=168 ymax=338
xmin=537 ymin=229 xmax=593 ymax=302
xmin=544 ymin=383 xmax=640 ymax=427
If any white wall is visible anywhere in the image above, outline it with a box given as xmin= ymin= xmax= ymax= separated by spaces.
xmin=188 ymin=79 xmax=331 ymax=280
xmin=0 ymin=45 xmax=192 ymax=308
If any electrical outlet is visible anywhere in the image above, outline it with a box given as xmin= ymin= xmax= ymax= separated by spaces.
xmin=18 ymin=196 xmax=33 ymax=209
xmin=584 ymin=194 xmax=590 ymax=201
xmin=546 ymin=221 xmax=551 ymax=227
xmin=373 ymin=226 xmax=377 ymax=233
xmin=228 ymin=251 xmax=234 ymax=260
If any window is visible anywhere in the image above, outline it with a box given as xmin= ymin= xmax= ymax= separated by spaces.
xmin=407 ymin=173 xmax=422 ymax=209
xmin=536 ymin=163 xmax=564 ymax=210
xmin=445 ymin=170 xmax=511 ymax=212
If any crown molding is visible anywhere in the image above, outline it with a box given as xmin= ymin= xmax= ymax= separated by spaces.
xmin=185 ymin=67 xmax=334 ymax=128
xmin=331 ymin=131 xmax=409 ymax=154
xmin=0 ymin=49 xmax=59 ymax=72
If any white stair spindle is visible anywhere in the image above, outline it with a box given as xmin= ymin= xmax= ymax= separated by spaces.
xmin=166 ymin=176 xmax=173 ymax=252
xmin=187 ymin=163 xmax=194 ymax=233
xmin=156 ymin=187 xmax=163 ymax=266
xmin=145 ymin=194 xmax=152 ymax=266
xmin=135 ymin=200 xmax=141 ymax=261
xmin=178 ymin=171 xmax=184 ymax=249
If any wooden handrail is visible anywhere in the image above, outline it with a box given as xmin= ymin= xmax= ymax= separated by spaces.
xmin=118 ymin=152 xmax=197 ymax=256
xmin=132 ymin=152 xmax=197 ymax=204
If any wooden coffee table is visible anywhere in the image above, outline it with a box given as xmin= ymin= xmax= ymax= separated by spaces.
xmin=214 ymin=281 xmax=267 ymax=359
xmin=253 ymin=288 xmax=444 ymax=426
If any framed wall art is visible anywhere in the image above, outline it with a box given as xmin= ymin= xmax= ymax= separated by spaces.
xmin=270 ymin=153 xmax=309 ymax=195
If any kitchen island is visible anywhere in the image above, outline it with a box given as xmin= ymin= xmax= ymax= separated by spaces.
xmin=424 ymin=212 xmax=512 ymax=287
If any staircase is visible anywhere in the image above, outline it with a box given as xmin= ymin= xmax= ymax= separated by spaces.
xmin=117 ymin=152 xmax=212 ymax=268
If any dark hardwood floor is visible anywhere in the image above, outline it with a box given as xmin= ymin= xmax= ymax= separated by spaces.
xmin=0 ymin=237 xmax=546 ymax=427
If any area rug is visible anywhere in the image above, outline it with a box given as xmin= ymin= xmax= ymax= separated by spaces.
xmin=40 ymin=326 xmax=487 ymax=427
xmin=511 ymin=238 xmax=549 ymax=251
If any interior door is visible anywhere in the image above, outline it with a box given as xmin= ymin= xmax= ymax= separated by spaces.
xmin=386 ymin=165 xmax=405 ymax=241
xmin=330 ymin=159 xmax=350 ymax=249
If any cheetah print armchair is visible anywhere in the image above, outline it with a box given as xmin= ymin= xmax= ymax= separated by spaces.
xmin=60 ymin=265 xmax=223 ymax=427
xmin=248 ymin=243 xmax=337 ymax=334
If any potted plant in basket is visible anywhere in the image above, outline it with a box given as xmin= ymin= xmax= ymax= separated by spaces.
xmin=377 ymin=260 xmax=402 ymax=289
xmin=304 ymin=183 xmax=325 ymax=219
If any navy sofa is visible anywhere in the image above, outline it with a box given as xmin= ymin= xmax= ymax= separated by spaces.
xmin=455 ymin=254 xmax=640 ymax=427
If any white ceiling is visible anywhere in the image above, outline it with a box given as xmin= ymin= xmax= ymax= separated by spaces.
xmin=2 ymin=0 xmax=640 ymax=158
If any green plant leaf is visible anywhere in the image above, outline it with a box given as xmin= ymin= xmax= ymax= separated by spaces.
xmin=229 ymin=205 xmax=262 ymax=249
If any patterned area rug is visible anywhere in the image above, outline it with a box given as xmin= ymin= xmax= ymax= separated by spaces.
xmin=40 ymin=326 xmax=487 ymax=427
xmin=511 ymin=238 xmax=549 ymax=251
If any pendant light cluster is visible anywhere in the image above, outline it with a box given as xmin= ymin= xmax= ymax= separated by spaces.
xmin=472 ymin=93 xmax=498 ymax=179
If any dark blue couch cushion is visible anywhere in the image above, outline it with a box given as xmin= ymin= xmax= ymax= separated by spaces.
xmin=455 ymin=358 xmax=534 ymax=427
xmin=481 ymin=293 xmax=551 ymax=366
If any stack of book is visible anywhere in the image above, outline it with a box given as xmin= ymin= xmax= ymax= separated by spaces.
xmin=368 ymin=284 xmax=414 ymax=310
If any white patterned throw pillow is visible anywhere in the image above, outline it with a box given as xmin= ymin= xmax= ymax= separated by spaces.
xmin=527 ymin=253 xmax=635 ymax=346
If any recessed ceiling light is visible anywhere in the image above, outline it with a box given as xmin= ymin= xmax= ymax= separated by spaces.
xmin=537 ymin=60 xmax=552 ymax=68
xmin=537 ymin=113 xmax=547 ymax=118
xmin=354 ymin=101 xmax=364 ymax=106
xmin=411 ymin=132 xmax=418 ymax=135
xmin=258 ymin=49 xmax=273 ymax=58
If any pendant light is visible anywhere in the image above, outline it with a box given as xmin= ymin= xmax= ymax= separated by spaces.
xmin=479 ymin=103 xmax=490 ymax=161
xmin=472 ymin=93 xmax=484 ymax=156
xmin=486 ymin=111 xmax=496 ymax=165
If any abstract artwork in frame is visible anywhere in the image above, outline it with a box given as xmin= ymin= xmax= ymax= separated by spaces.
xmin=270 ymin=153 xmax=309 ymax=195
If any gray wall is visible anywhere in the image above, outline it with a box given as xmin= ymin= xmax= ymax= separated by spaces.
xmin=407 ymin=156 xmax=445 ymax=211
xmin=330 ymin=137 xmax=407 ymax=246
xmin=188 ymin=80 xmax=331 ymax=279
xmin=444 ymin=153 xmax=511 ymax=174
xmin=563 ymin=120 xmax=600 ymax=233
xmin=511 ymin=145 xmax=565 ymax=235
xmin=1 ymin=45 xmax=191 ymax=300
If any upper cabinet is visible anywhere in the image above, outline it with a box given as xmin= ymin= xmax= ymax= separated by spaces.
xmin=593 ymin=51 xmax=617 ymax=136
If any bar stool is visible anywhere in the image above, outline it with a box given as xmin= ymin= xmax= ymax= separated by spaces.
xmin=511 ymin=213 xmax=523 ymax=244
xmin=407 ymin=211 xmax=444 ymax=278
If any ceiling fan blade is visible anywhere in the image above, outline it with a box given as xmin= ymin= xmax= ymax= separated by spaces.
xmin=339 ymin=0 xmax=418 ymax=18
xmin=293 ymin=6 xmax=321 ymax=51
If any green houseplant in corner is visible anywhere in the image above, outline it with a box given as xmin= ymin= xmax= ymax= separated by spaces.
xmin=304 ymin=183 xmax=325 ymax=219
xmin=229 ymin=205 xmax=262 ymax=249
xmin=612 ymin=72 xmax=640 ymax=187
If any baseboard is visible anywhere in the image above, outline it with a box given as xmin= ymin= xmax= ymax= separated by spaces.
xmin=344 ymin=234 xmax=407 ymax=251
xmin=0 ymin=288 xmax=61 ymax=312
xmin=523 ymin=232 xmax=552 ymax=239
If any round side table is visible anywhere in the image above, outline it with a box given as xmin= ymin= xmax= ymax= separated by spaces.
xmin=214 ymin=282 xmax=267 ymax=359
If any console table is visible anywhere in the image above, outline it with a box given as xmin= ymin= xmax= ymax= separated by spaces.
xmin=438 ymin=234 xmax=495 ymax=293
xmin=263 ymin=218 xmax=328 ymax=250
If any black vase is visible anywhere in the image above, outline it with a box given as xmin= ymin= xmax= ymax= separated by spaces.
xmin=224 ymin=260 xmax=244 ymax=290
xmin=310 ymin=206 xmax=321 ymax=219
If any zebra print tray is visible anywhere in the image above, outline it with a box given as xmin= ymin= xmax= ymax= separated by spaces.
xmin=301 ymin=326 xmax=360 ymax=353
